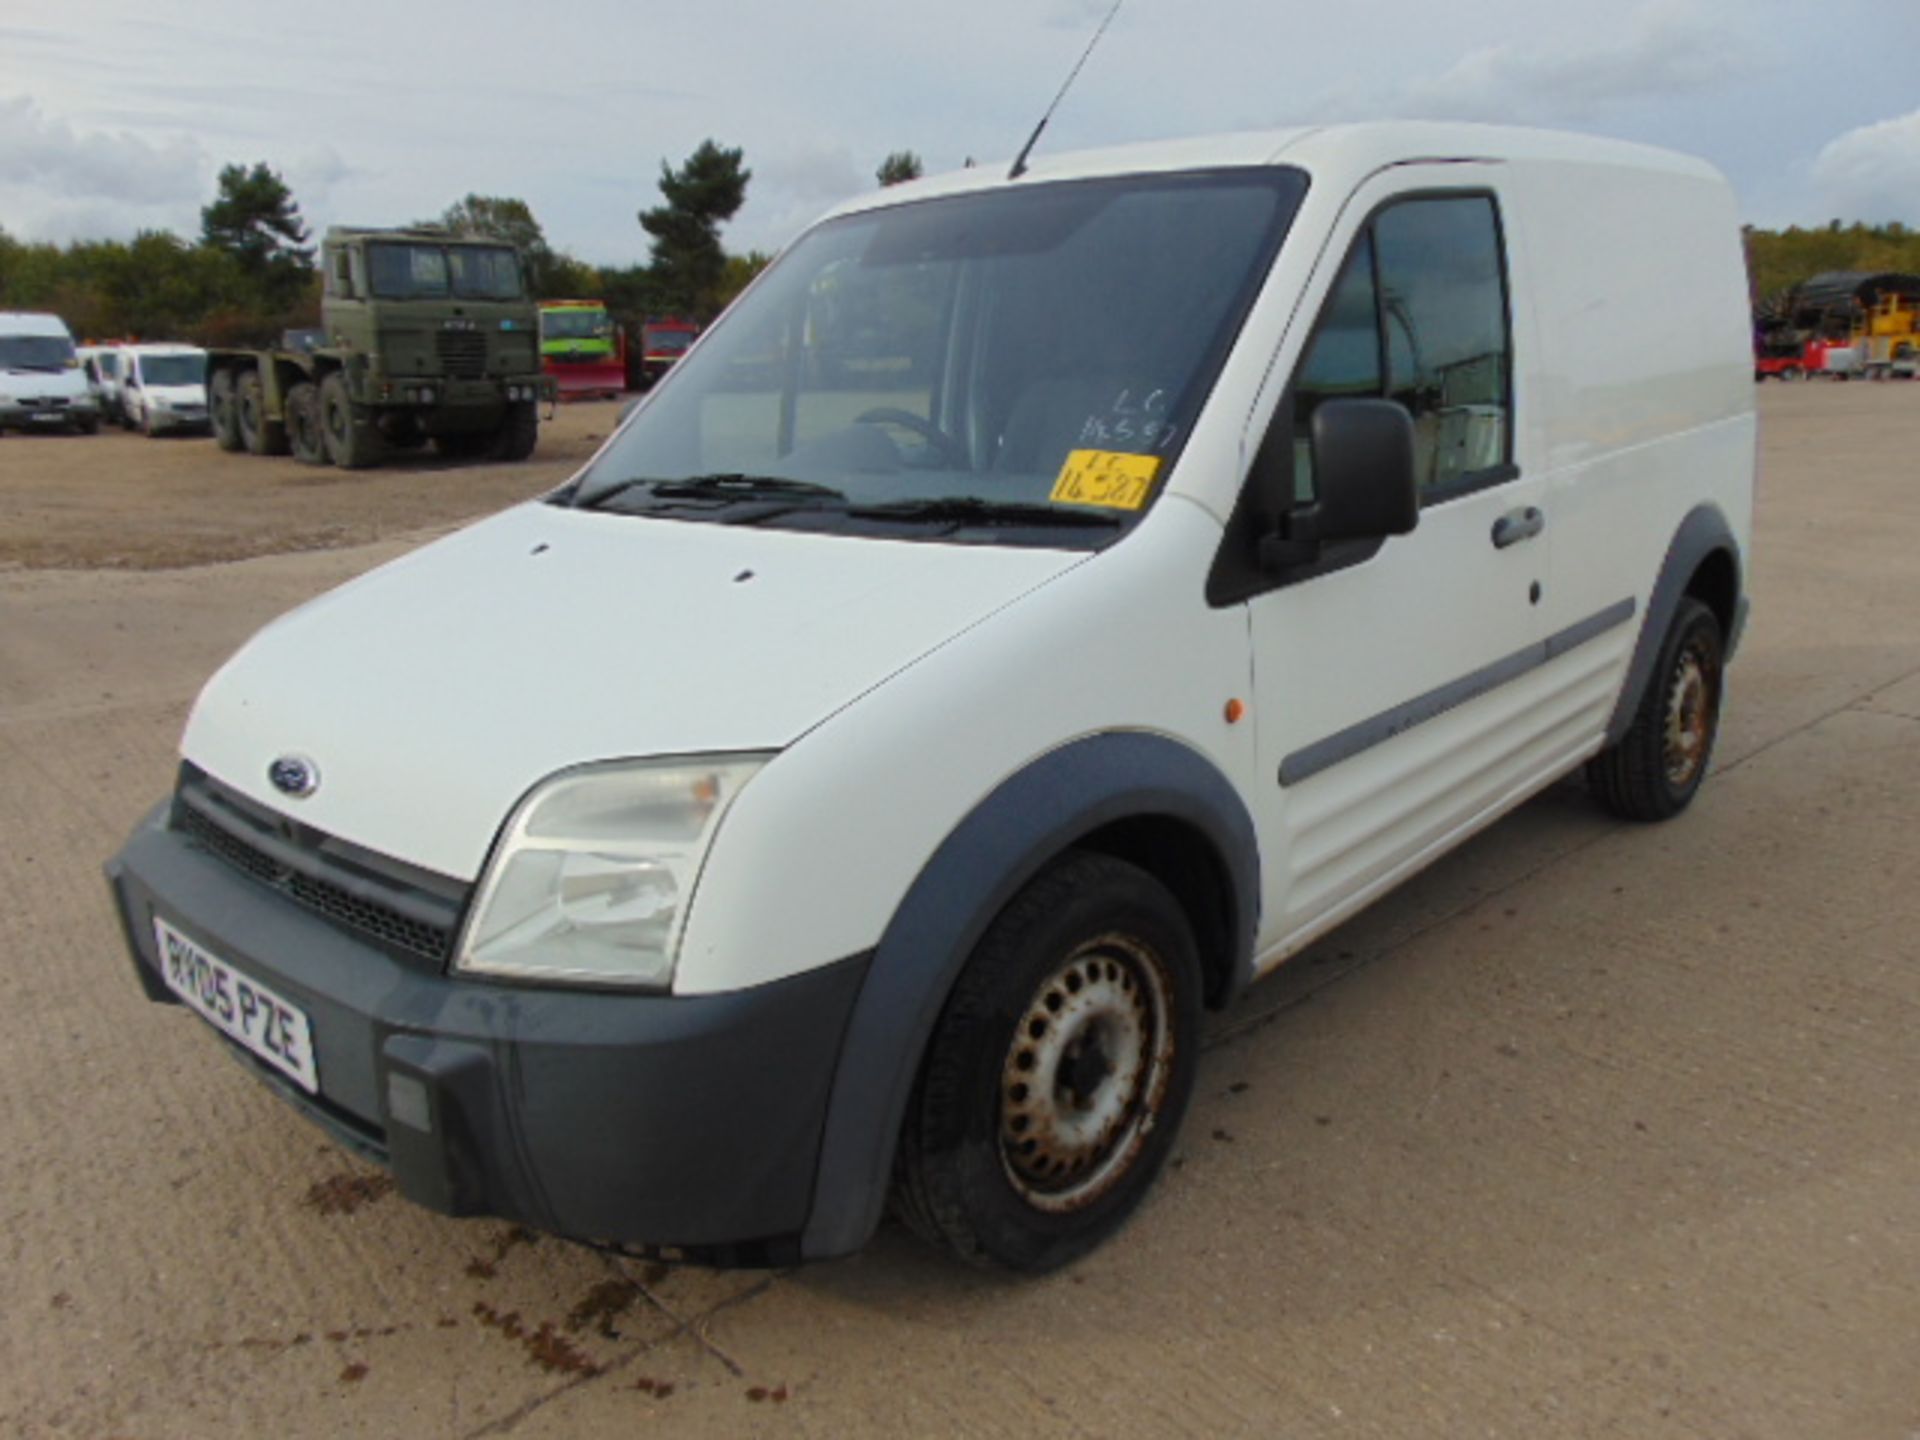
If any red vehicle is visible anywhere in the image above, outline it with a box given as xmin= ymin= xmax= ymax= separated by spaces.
xmin=636 ymin=318 xmax=700 ymax=389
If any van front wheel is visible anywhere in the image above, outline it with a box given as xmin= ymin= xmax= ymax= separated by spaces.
xmin=893 ymin=852 xmax=1200 ymax=1272
xmin=1589 ymin=596 xmax=1724 ymax=821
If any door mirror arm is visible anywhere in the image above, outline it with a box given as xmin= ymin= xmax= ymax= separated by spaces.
xmin=1257 ymin=505 xmax=1321 ymax=570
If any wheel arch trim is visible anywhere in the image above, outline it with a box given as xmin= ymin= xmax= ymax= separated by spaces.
xmin=1605 ymin=503 xmax=1744 ymax=746
xmin=798 ymin=730 xmax=1259 ymax=1259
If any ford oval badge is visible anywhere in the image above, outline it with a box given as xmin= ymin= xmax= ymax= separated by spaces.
xmin=268 ymin=754 xmax=320 ymax=799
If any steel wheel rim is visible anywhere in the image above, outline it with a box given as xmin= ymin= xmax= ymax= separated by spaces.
xmin=1664 ymin=643 xmax=1714 ymax=787
xmin=998 ymin=932 xmax=1175 ymax=1213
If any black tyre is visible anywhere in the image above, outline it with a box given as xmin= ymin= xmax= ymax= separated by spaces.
xmin=236 ymin=371 xmax=289 ymax=455
xmin=494 ymin=400 xmax=538 ymax=462
xmin=319 ymin=373 xmax=379 ymax=470
xmin=1588 ymin=596 xmax=1724 ymax=822
xmin=209 ymin=370 xmax=242 ymax=451
xmin=285 ymin=382 xmax=327 ymax=465
xmin=892 ymin=851 xmax=1201 ymax=1272
xmin=75 ymin=413 xmax=101 ymax=435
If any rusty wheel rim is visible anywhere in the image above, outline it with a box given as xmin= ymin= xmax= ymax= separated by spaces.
xmin=1663 ymin=644 xmax=1714 ymax=788
xmin=998 ymin=933 xmax=1175 ymax=1213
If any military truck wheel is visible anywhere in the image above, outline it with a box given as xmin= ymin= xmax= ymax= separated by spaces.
xmin=236 ymin=372 xmax=289 ymax=456
xmin=209 ymin=371 xmax=243 ymax=450
xmin=494 ymin=401 xmax=538 ymax=462
xmin=319 ymin=374 xmax=380 ymax=470
xmin=286 ymin=382 xmax=328 ymax=465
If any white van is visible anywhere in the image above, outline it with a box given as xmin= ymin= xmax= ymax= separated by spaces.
xmin=0 ymin=312 xmax=100 ymax=433
xmin=78 ymin=344 xmax=127 ymax=421
xmin=108 ymin=124 xmax=1754 ymax=1272
xmin=119 ymin=343 xmax=211 ymax=435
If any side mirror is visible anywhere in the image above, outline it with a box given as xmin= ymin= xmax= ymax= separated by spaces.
xmin=1311 ymin=398 xmax=1419 ymax=540
xmin=1259 ymin=398 xmax=1418 ymax=569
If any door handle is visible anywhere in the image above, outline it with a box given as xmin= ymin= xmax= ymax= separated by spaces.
xmin=1491 ymin=506 xmax=1545 ymax=549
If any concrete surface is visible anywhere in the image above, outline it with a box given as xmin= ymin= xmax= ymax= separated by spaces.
xmin=2 ymin=382 xmax=1917 ymax=1437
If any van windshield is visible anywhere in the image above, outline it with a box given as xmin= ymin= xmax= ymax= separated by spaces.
xmin=570 ymin=169 xmax=1307 ymax=546
xmin=140 ymin=354 xmax=205 ymax=387
xmin=1 ymin=335 xmax=77 ymax=372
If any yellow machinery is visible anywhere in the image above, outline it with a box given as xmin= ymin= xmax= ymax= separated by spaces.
xmin=1854 ymin=292 xmax=1919 ymax=378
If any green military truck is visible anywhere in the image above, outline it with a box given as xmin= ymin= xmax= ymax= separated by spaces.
xmin=208 ymin=226 xmax=555 ymax=469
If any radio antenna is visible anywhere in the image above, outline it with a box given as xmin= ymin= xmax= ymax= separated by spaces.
xmin=1008 ymin=0 xmax=1125 ymax=181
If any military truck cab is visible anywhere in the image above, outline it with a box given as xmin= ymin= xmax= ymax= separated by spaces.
xmin=207 ymin=227 xmax=554 ymax=469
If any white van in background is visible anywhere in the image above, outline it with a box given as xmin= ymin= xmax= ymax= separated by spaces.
xmin=119 ymin=344 xmax=211 ymax=435
xmin=0 ymin=312 xmax=100 ymax=434
xmin=79 ymin=344 xmax=128 ymax=423
xmin=110 ymin=124 xmax=1755 ymax=1273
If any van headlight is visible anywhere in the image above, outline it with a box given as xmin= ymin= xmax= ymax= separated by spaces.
xmin=454 ymin=755 xmax=768 ymax=989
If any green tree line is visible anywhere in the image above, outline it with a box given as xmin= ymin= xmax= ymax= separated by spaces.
xmin=0 ymin=140 xmax=801 ymax=345
xmin=1746 ymin=221 xmax=1920 ymax=305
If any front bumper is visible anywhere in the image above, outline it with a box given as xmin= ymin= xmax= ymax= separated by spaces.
xmin=145 ymin=408 xmax=210 ymax=433
xmin=1 ymin=397 xmax=97 ymax=428
xmin=107 ymin=802 xmax=869 ymax=1262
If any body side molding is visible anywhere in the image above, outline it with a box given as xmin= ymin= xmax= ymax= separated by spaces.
xmin=1279 ymin=597 xmax=1637 ymax=787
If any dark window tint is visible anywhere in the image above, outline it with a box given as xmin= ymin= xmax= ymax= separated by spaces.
xmin=1291 ymin=194 xmax=1511 ymax=502
xmin=1292 ymin=232 xmax=1379 ymax=502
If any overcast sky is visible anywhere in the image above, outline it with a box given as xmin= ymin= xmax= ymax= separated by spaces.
xmin=5 ymin=0 xmax=1920 ymax=266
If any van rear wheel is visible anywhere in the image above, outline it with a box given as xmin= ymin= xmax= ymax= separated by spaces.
xmin=1588 ymin=596 xmax=1724 ymax=821
xmin=892 ymin=851 xmax=1200 ymax=1272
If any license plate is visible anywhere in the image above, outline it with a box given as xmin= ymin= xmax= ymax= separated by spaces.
xmin=153 ymin=917 xmax=318 ymax=1093
xmin=31 ymin=411 xmax=61 ymax=423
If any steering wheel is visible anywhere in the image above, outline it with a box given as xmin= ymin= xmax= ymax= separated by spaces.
xmin=854 ymin=407 xmax=967 ymax=467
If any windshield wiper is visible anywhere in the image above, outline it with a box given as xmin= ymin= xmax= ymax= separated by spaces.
xmin=848 ymin=497 xmax=1122 ymax=529
xmin=650 ymin=474 xmax=847 ymax=501
xmin=575 ymin=473 xmax=848 ymax=510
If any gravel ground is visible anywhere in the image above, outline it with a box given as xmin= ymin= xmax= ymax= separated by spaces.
xmin=2 ymin=382 xmax=1918 ymax=1437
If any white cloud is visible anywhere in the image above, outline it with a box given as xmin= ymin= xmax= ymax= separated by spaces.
xmin=1814 ymin=109 xmax=1920 ymax=225
xmin=727 ymin=142 xmax=869 ymax=258
xmin=0 ymin=96 xmax=206 ymax=208
xmin=1293 ymin=2 xmax=1753 ymax=126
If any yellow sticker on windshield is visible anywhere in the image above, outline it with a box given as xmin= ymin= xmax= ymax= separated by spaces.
xmin=1050 ymin=450 xmax=1163 ymax=511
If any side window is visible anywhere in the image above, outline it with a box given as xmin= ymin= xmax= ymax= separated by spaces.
xmin=1374 ymin=197 xmax=1511 ymax=493
xmin=1290 ymin=194 xmax=1511 ymax=503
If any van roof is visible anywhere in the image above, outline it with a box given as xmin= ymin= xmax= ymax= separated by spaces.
xmin=120 ymin=342 xmax=207 ymax=356
xmin=824 ymin=122 xmax=1723 ymax=223
xmin=0 ymin=312 xmax=77 ymax=338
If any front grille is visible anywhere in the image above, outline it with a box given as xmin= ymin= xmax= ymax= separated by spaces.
xmin=172 ymin=765 xmax=469 ymax=966
xmin=435 ymin=330 xmax=487 ymax=378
